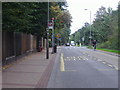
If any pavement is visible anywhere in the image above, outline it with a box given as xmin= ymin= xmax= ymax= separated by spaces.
xmin=2 ymin=47 xmax=61 ymax=88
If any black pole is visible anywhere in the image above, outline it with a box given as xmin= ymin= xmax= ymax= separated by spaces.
xmin=46 ymin=28 xmax=49 ymax=59
xmin=46 ymin=0 xmax=49 ymax=59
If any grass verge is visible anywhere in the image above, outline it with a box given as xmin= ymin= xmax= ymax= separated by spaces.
xmin=97 ymin=48 xmax=120 ymax=54
xmin=87 ymin=46 xmax=120 ymax=54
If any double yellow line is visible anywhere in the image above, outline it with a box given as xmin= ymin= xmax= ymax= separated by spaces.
xmin=60 ymin=53 xmax=65 ymax=72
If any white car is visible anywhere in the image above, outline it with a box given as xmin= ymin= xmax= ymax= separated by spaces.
xmin=71 ymin=43 xmax=75 ymax=46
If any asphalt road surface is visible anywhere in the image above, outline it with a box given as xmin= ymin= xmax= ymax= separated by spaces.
xmin=47 ymin=46 xmax=118 ymax=88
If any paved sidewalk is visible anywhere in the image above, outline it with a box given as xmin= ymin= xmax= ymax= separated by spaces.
xmin=2 ymin=47 xmax=61 ymax=88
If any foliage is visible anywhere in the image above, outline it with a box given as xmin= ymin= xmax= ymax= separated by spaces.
xmin=2 ymin=2 xmax=48 ymax=36
xmin=70 ymin=6 xmax=118 ymax=50
xmin=49 ymin=2 xmax=72 ymax=44
xmin=2 ymin=2 xmax=72 ymax=42
xmin=60 ymin=25 xmax=71 ymax=44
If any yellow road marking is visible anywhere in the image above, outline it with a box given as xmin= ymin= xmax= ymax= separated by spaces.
xmin=60 ymin=53 xmax=65 ymax=72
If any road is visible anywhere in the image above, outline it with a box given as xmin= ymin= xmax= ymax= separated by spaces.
xmin=47 ymin=46 xmax=118 ymax=88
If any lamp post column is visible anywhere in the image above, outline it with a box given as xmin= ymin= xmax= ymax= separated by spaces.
xmin=51 ymin=18 xmax=55 ymax=54
xmin=90 ymin=10 xmax=92 ymax=45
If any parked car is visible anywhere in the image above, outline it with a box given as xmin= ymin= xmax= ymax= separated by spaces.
xmin=66 ymin=43 xmax=70 ymax=46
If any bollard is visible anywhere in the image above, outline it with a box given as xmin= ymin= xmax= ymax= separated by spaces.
xmin=54 ymin=44 xmax=57 ymax=53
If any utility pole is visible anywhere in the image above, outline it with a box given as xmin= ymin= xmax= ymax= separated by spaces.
xmin=46 ymin=0 xmax=49 ymax=59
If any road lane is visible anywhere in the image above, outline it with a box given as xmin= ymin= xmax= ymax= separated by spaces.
xmin=76 ymin=46 xmax=118 ymax=68
xmin=47 ymin=46 xmax=118 ymax=88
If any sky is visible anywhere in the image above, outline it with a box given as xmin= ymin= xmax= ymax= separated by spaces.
xmin=66 ymin=0 xmax=119 ymax=34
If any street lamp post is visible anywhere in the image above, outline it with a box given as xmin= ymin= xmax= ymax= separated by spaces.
xmin=90 ymin=10 xmax=92 ymax=45
xmin=85 ymin=9 xmax=92 ymax=45
xmin=51 ymin=18 xmax=55 ymax=54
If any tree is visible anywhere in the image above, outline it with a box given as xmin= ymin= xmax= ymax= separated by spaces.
xmin=49 ymin=2 xmax=72 ymax=44
xmin=2 ymin=2 xmax=72 ymax=46
xmin=2 ymin=2 xmax=48 ymax=36
xmin=70 ymin=6 xmax=118 ymax=50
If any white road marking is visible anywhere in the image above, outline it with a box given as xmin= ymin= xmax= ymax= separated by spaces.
xmin=107 ymin=64 xmax=113 ymax=67
xmin=67 ymin=57 xmax=69 ymax=58
xmin=73 ymin=57 xmax=75 ymax=58
xmin=102 ymin=62 xmax=106 ymax=64
xmin=113 ymin=66 xmax=118 ymax=70
xmin=97 ymin=59 xmax=102 ymax=61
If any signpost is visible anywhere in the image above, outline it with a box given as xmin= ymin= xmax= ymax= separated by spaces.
xmin=48 ymin=21 xmax=53 ymax=29
xmin=48 ymin=18 xmax=55 ymax=54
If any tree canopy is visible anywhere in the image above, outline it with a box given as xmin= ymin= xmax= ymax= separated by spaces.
xmin=70 ymin=6 xmax=118 ymax=50
xmin=2 ymin=2 xmax=72 ymax=43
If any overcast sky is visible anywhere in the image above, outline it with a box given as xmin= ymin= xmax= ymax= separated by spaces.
xmin=66 ymin=0 xmax=119 ymax=34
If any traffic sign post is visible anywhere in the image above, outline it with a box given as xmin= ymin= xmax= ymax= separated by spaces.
xmin=48 ymin=18 xmax=56 ymax=54
xmin=50 ymin=18 xmax=55 ymax=54
xmin=48 ymin=21 xmax=53 ymax=29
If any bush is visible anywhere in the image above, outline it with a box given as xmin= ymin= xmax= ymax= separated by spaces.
xmin=87 ymin=45 xmax=93 ymax=49
xmin=97 ymin=40 xmax=119 ymax=50
xmin=97 ymin=41 xmax=110 ymax=49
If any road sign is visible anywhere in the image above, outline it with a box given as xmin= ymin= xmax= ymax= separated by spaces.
xmin=56 ymin=34 xmax=61 ymax=40
xmin=56 ymin=34 xmax=60 ymax=38
xmin=48 ymin=21 xmax=53 ymax=29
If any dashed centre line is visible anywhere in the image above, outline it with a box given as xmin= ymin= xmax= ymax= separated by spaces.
xmin=102 ymin=62 xmax=106 ymax=64
xmin=107 ymin=64 xmax=113 ymax=67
